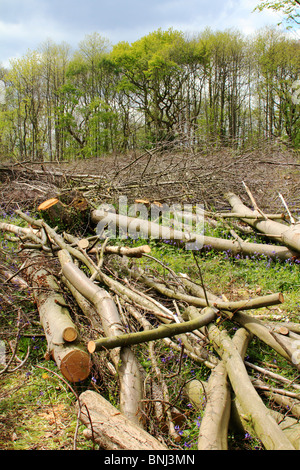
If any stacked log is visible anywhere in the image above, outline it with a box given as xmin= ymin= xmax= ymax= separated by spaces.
xmin=1 ymin=186 xmax=300 ymax=451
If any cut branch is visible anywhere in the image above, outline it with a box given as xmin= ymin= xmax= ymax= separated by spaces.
xmin=226 ymin=192 xmax=300 ymax=254
xmin=88 ymin=307 xmax=218 ymax=353
xmin=91 ymin=209 xmax=295 ymax=261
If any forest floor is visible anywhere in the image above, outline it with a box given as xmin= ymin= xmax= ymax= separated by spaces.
xmin=1 ymin=141 xmax=300 ymax=451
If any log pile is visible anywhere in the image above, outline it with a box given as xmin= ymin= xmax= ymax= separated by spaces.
xmin=1 ymin=185 xmax=300 ymax=450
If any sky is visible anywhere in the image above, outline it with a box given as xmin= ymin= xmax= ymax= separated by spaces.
xmin=0 ymin=0 xmax=293 ymax=68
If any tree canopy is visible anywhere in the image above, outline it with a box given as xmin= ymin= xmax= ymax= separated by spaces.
xmin=254 ymin=0 xmax=300 ymax=28
xmin=0 ymin=26 xmax=299 ymax=161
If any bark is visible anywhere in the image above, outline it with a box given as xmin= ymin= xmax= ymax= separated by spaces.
xmin=270 ymin=410 xmax=300 ymax=450
xmin=226 ymin=192 xmax=300 ymax=254
xmin=0 ymin=221 xmax=42 ymax=244
xmin=135 ymin=274 xmax=284 ymax=313
xmin=197 ymin=361 xmax=231 ymax=450
xmin=233 ymin=311 xmax=296 ymax=364
xmin=180 ymin=275 xmax=295 ymax=364
xmin=197 ymin=327 xmax=251 ymax=450
xmin=88 ymin=307 xmax=217 ymax=353
xmin=233 ymin=391 xmax=300 ymax=449
xmin=38 ymin=196 xmax=90 ymax=232
xmin=207 ymin=323 xmax=296 ymax=450
xmin=91 ymin=209 xmax=294 ymax=260
xmin=124 ymin=264 xmax=284 ymax=314
xmin=77 ymin=390 xmax=167 ymax=450
xmin=89 ymin=244 xmax=151 ymax=257
xmin=61 ymin=275 xmax=103 ymax=332
xmin=24 ymin=252 xmax=91 ymax=383
xmin=62 ymin=232 xmax=151 ymax=258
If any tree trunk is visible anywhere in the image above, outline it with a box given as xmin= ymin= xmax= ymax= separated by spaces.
xmin=77 ymin=390 xmax=167 ymax=450
xmin=225 ymin=192 xmax=300 ymax=254
xmin=91 ymin=209 xmax=294 ymax=261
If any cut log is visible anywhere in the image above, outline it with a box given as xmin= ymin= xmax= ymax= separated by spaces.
xmin=24 ymin=252 xmax=91 ymax=382
xmin=88 ymin=307 xmax=217 ymax=353
xmin=233 ymin=311 xmax=295 ymax=363
xmin=90 ymin=244 xmax=151 ymax=258
xmin=197 ymin=327 xmax=252 ymax=450
xmin=77 ymin=390 xmax=167 ymax=450
xmin=0 ymin=221 xmax=42 ymax=245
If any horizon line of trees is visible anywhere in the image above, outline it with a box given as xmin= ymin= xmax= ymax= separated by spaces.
xmin=0 ymin=26 xmax=299 ymax=162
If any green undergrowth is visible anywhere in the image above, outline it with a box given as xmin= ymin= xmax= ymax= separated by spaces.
xmin=1 ymin=211 xmax=300 ymax=450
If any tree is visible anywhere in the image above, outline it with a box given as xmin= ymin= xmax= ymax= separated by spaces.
xmin=59 ymin=33 xmax=117 ymax=158
xmin=5 ymin=51 xmax=44 ymax=160
xmin=110 ymin=28 xmax=208 ymax=146
xmin=254 ymin=0 xmax=300 ymax=28
xmin=253 ymin=27 xmax=300 ymax=146
xmin=39 ymin=39 xmax=71 ymax=160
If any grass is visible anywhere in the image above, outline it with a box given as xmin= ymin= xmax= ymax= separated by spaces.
xmin=1 ymin=211 xmax=300 ymax=450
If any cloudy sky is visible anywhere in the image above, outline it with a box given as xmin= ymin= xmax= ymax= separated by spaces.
xmin=0 ymin=0 xmax=288 ymax=67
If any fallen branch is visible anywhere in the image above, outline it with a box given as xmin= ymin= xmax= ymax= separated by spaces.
xmin=207 ymin=323 xmax=296 ymax=450
xmin=88 ymin=307 xmax=218 ymax=353
xmin=91 ymin=209 xmax=295 ymax=261
xmin=225 ymin=192 xmax=300 ymax=254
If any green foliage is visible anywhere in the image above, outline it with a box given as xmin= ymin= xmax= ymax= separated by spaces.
xmin=254 ymin=0 xmax=300 ymax=28
xmin=0 ymin=25 xmax=299 ymax=160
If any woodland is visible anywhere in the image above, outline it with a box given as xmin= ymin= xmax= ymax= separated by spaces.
xmin=1 ymin=5 xmax=300 ymax=452
xmin=0 ymin=25 xmax=299 ymax=161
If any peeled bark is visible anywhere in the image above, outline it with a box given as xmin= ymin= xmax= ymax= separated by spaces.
xmin=77 ymin=390 xmax=167 ymax=450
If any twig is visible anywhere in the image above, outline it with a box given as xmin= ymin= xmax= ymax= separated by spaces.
xmin=192 ymin=251 xmax=209 ymax=307
xmin=278 ymin=192 xmax=296 ymax=224
xmin=90 ymin=237 xmax=109 ymax=282
xmin=242 ymin=181 xmax=267 ymax=219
